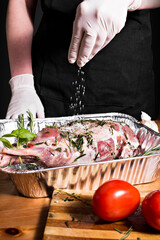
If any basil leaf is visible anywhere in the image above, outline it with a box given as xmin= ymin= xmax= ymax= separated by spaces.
xmin=0 ymin=138 xmax=13 ymax=149
xmin=16 ymin=128 xmax=36 ymax=140
xmin=3 ymin=132 xmax=18 ymax=138
xmin=3 ymin=129 xmax=21 ymax=138
xmin=3 ymin=128 xmax=36 ymax=147
xmin=3 ymin=129 xmax=36 ymax=140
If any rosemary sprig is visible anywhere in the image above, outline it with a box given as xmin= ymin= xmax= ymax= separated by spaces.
xmin=65 ymin=221 xmax=69 ymax=228
xmin=73 ymin=153 xmax=86 ymax=162
xmin=143 ymin=143 xmax=160 ymax=156
xmin=55 ymin=147 xmax=62 ymax=152
xmin=97 ymin=120 xmax=106 ymax=126
xmin=17 ymin=114 xmax=24 ymax=129
xmin=27 ymin=110 xmax=34 ymax=133
xmin=64 ymin=216 xmax=76 ymax=228
xmin=56 ymin=190 xmax=90 ymax=206
xmin=124 ymin=133 xmax=128 ymax=140
xmin=34 ymin=142 xmax=44 ymax=145
xmin=94 ymin=152 xmax=99 ymax=161
xmin=118 ymin=226 xmax=133 ymax=240
xmin=113 ymin=228 xmax=123 ymax=234
xmin=113 ymin=226 xmax=133 ymax=240
xmin=62 ymin=197 xmax=74 ymax=202
xmin=60 ymin=130 xmax=93 ymax=155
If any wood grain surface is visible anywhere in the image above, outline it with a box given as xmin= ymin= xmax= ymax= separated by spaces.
xmin=43 ymin=182 xmax=160 ymax=240
xmin=0 ymin=172 xmax=51 ymax=240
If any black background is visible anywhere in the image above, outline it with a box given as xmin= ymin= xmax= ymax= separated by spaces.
xmin=0 ymin=0 xmax=160 ymax=119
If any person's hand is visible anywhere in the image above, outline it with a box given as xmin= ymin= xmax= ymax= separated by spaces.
xmin=68 ymin=0 xmax=142 ymax=67
xmin=141 ymin=111 xmax=159 ymax=133
xmin=6 ymin=74 xmax=45 ymax=119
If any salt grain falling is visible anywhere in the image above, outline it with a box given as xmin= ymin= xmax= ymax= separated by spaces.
xmin=69 ymin=67 xmax=86 ymax=115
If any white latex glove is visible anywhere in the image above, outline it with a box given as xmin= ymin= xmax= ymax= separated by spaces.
xmin=6 ymin=74 xmax=45 ymax=119
xmin=141 ymin=111 xmax=159 ymax=133
xmin=68 ymin=0 xmax=142 ymax=67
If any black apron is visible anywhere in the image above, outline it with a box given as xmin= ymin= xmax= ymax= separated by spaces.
xmin=32 ymin=0 xmax=157 ymax=120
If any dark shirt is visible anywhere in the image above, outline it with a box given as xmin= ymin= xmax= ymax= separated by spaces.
xmin=32 ymin=1 xmax=157 ymax=120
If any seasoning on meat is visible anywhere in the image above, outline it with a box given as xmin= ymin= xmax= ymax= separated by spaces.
xmin=0 ymin=120 xmax=141 ymax=169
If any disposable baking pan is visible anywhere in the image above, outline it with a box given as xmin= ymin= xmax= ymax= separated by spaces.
xmin=0 ymin=112 xmax=160 ymax=198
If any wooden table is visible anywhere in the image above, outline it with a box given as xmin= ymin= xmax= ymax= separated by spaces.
xmin=0 ymin=171 xmax=51 ymax=240
xmin=0 ymin=120 xmax=160 ymax=240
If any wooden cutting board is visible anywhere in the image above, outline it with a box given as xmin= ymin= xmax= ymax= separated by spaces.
xmin=43 ymin=180 xmax=160 ymax=240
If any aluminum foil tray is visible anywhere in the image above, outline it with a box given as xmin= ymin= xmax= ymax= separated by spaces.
xmin=0 ymin=112 xmax=160 ymax=198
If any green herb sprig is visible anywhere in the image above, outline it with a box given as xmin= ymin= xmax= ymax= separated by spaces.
xmin=56 ymin=190 xmax=90 ymax=206
xmin=27 ymin=110 xmax=34 ymax=133
xmin=62 ymin=197 xmax=74 ymax=202
xmin=0 ymin=111 xmax=36 ymax=165
xmin=3 ymin=128 xmax=36 ymax=147
xmin=113 ymin=228 xmax=123 ymax=234
xmin=17 ymin=114 xmax=24 ymax=129
xmin=0 ymin=138 xmax=13 ymax=149
xmin=114 ymin=226 xmax=133 ymax=240
xmin=73 ymin=153 xmax=86 ymax=162
xmin=60 ymin=130 xmax=93 ymax=155
xmin=143 ymin=143 xmax=160 ymax=156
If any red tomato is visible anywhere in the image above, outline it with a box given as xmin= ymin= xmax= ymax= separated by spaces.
xmin=142 ymin=190 xmax=160 ymax=231
xmin=91 ymin=179 xmax=140 ymax=221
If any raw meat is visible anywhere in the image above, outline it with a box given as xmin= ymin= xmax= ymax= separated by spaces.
xmin=0 ymin=120 xmax=140 ymax=168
